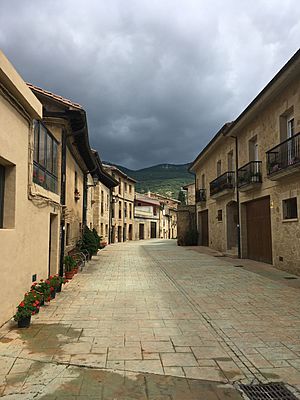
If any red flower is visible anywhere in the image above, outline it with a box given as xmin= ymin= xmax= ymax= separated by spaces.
xmin=19 ymin=302 xmax=25 ymax=307
xmin=50 ymin=287 xmax=54 ymax=292
xmin=32 ymin=311 xmax=36 ymax=315
xmin=47 ymin=297 xmax=51 ymax=302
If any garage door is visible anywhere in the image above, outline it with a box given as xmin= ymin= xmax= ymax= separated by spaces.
xmin=246 ymin=196 xmax=272 ymax=264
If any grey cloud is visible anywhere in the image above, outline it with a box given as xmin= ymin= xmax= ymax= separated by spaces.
xmin=1 ymin=0 xmax=300 ymax=168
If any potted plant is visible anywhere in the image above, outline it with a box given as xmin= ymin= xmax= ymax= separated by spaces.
xmin=79 ymin=226 xmax=98 ymax=258
xmin=14 ymin=297 xmax=40 ymax=328
xmin=32 ymin=280 xmax=51 ymax=303
xmin=64 ymin=255 xmax=76 ymax=279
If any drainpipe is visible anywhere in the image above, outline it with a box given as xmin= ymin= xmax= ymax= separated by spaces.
xmin=59 ymin=129 xmax=67 ymax=277
xmin=83 ymin=173 xmax=88 ymax=227
xmin=232 ymin=136 xmax=241 ymax=259
xmin=108 ymin=188 xmax=112 ymax=244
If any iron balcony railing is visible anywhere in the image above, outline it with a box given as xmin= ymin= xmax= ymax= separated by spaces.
xmin=210 ymin=171 xmax=235 ymax=196
xmin=195 ymin=189 xmax=206 ymax=202
xmin=266 ymin=132 xmax=300 ymax=175
xmin=238 ymin=161 xmax=262 ymax=188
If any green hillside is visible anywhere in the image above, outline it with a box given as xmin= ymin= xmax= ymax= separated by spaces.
xmin=108 ymin=163 xmax=194 ymax=199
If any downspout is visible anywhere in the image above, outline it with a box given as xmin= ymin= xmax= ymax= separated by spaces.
xmin=83 ymin=173 xmax=88 ymax=227
xmin=232 ymin=136 xmax=241 ymax=259
xmin=59 ymin=129 xmax=67 ymax=277
xmin=108 ymin=188 xmax=112 ymax=244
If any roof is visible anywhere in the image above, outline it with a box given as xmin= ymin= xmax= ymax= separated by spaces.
xmin=0 ymin=51 xmax=42 ymax=119
xmin=103 ymin=164 xmax=137 ymax=183
xmin=189 ymin=122 xmax=233 ymax=172
xmin=183 ymin=182 xmax=195 ymax=190
xmin=27 ymin=83 xmax=82 ymax=110
xmin=135 ymin=193 xmax=160 ymax=206
xmin=149 ymin=192 xmax=180 ymax=204
xmin=92 ymin=151 xmax=119 ymax=188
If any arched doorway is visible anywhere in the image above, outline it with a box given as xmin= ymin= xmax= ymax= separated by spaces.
xmin=226 ymin=201 xmax=238 ymax=250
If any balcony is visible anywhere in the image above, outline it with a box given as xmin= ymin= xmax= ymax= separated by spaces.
xmin=210 ymin=171 xmax=235 ymax=199
xmin=267 ymin=132 xmax=300 ymax=180
xmin=195 ymin=189 xmax=206 ymax=203
xmin=238 ymin=161 xmax=262 ymax=191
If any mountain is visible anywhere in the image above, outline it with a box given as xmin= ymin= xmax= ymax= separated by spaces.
xmin=106 ymin=162 xmax=194 ymax=199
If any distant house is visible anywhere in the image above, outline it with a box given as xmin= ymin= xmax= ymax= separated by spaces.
xmin=148 ymin=192 xmax=179 ymax=239
xmin=134 ymin=193 xmax=160 ymax=240
xmin=183 ymin=183 xmax=195 ymax=205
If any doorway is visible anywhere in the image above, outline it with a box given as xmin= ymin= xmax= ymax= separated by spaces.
xmin=198 ymin=210 xmax=209 ymax=246
xmin=151 ymin=221 xmax=157 ymax=238
xmin=128 ymin=224 xmax=133 ymax=240
xmin=48 ymin=214 xmax=58 ymax=276
xmin=226 ymin=201 xmax=238 ymax=250
xmin=117 ymin=226 xmax=122 ymax=242
xmin=139 ymin=224 xmax=145 ymax=240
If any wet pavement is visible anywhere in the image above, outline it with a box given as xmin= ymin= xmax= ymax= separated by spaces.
xmin=0 ymin=239 xmax=299 ymax=398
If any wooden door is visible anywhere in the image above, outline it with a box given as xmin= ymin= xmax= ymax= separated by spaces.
xmin=246 ymin=197 xmax=272 ymax=264
xmin=150 ymin=222 xmax=156 ymax=238
xmin=199 ymin=210 xmax=209 ymax=246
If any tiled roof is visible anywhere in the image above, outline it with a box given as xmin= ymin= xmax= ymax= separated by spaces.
xmin=27 ymin=83 xmax=83 ymax=109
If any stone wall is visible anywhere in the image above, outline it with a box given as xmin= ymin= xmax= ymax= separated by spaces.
xmin=177 ymin=205 xmax=196 ymax=246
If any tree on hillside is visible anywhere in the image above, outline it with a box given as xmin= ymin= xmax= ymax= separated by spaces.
xmin=178 ymin=190 xmax=186 ymax=205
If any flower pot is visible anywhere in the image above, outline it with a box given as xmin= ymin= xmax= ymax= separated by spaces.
xmin=50 ymin=291 xmax=56 ymax=300
xmin=65 ymin=271 xmax=74 ymax=279
xmin=56 ymin=283 xmax=62 ymax=293
xmin=73 ymin=267 xmax=79 ymax=274
xmin=17 ymin=315 xmax=31 ymax=328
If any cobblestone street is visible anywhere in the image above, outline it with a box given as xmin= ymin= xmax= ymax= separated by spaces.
xmin=0 ymin=240 xmax=300 ymax=399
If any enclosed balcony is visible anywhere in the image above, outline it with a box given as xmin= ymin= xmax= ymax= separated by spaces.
xmin=238 ymin=161 xmax=262 ymax=191
xmin=266 ymin=132 xmax=300 ymax=180
xmin=195 ymin=189 xmax=206 ymax=203
xmin=210 ymin=171 xmax=235 ymax=199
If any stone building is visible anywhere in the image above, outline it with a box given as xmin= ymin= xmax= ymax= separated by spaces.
xmin=134 ymin=193 xmax=160 ymax=240
xmin=183 ymin=182 xmax=196 ymax=205
xmin=103 ymin=164 xmax=136 ymax=243
xmin=190 ymin=49 xmax=300 ymax=274
xmin=148 ymin=192 xmax=179 ymax=239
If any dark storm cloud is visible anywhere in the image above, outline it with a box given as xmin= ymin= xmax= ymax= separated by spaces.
xmin=1 ymin=0 xmax=300 ymax=168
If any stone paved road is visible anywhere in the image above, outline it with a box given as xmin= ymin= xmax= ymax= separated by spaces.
xmin=0 ymin=239 xmax=300 ymax=399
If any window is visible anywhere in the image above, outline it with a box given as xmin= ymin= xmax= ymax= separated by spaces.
xmin=112 ymin=203 xmax=115 ymax=218
xmin=75 ymin=172 xmax=78 ymax=191
xmin=107 ymin=194 xmax=109 ymax=210
xmin=217 ymin=209 xmax=223 ymax=222
xmin=105 ymin=224 xmax=108 ymax=236
xmin=153 ymin=206 xmax=157 ymax=216
xmin=217 ymin=160 xmax=222 ymax=176
xmin=249 ymin=136 xmax=258 ymax=161
xmin=125 ymin=182 xmax=127 ymax=192
xmin=101 ymin=190 xmax=104 ymax=215
xmin=0 ymin=165 xmax=5 ymax=228
xmin=227 ymin=151 xmax=233 ymax=171
xmin=124 ymin=202 xmax=127 ymax=218
xmin=129 ymin=184 xmax=132 ymax=194
xmin=119 ymin=179 xmax=122 ymax=195
xmin=129 ymin=203 xmax=132 ymax=219
xmin=119 ymin=201 xmax=122 ymax=219
xmin=33 ymin=121 xmax=58 ymax=193
xmin=283 ymin=197 xmax=298 ymax=220
xmin=101 ymin=223 xmax=104 ymax=235
xmin=201 ymin=174 xmax=205 ymax=189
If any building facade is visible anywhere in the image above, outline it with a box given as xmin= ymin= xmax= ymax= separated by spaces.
xmin=183 ymin=183 xmax=196 ymax=205
xmin=103 ymin=164 xmax=136 ymax=243
xmin=190 ymin=49 xmax=300 ymax=275
xmin=134 ymin=193 xmax=160 ymax=240
xmin=148 ymin=192 xmax=179 ymax=239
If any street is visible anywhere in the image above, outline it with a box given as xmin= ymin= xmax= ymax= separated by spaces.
xmin=0 ymin=240 xmax=300 ymax=399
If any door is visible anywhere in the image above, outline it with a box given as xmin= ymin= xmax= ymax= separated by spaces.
xmin=287 ymin=116 xmax=294 ymax=164
xmin=128 ymin=224 xmax=133 ymax=240
xmin=117 ymin=226 xmax=122 ymax=242
xmin=246 ymin=197 xmax=272 ymax=264
xmin=150 ymin=222 xmax=157 ymax=238
xmin=198 ymin=210 xmax=209 ymax=246
xmin=139 ymin=224 xmax=144 ymax=240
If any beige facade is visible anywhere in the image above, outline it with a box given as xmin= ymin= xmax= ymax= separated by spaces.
xmin=134 ymin=193 xmax=160 ymax=240
xmin=148 ymin=192 xmax=179 ymax=239
xmin=0 ymin=51 xmax=114 ymax=326
xmin=0 ymin=51 xmax=57 ymax=325
xmin=190 ymin=49 xmax=300 ymax=275
xmin=104 ymin=164 xmax=135 ymax=242
xmin=183 ymin=182 xmax=195 ymax=205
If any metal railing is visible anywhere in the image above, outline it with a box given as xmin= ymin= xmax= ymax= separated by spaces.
xmin=195 ymin=189 xmax=206 ymax=202
xmin=238 ymin=161 xmax=262 ymax=188
xmin=266 ymin=132 xmax=300 ymax=175
xmin=210 ymin=171 xmax=235 ymax=196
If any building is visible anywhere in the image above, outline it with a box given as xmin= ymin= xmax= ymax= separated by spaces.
xmin=148 ymin=192 xmax=179 ymax=239
xmin=190 ymin=49 xmax=300 ymax=275
xmin=103 ymin=164 xmax=136 ymax=243
xmin=134 ymin=193 xmax=160 ymax=240
xmin=183 ymin=182 xmax=195 ymax=205
xmin=92 ymin=152 xmax=119 ymax=243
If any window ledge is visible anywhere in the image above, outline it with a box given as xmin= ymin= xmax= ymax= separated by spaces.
xmin=282 ymin=218 xmax=298 ymax=223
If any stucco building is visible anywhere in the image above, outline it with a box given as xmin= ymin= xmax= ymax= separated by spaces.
xmin=183 ymin=182 xmax=195 ymax=205
xmin=148 ymin=192 xmax=179 ymax=239
xmin=134 ymin=193 xmax=160 ymax=240
xmin=103 ymin=164 xmax=136 ymax=243
xmin=190 ymin=49 xmax=300 ymax=275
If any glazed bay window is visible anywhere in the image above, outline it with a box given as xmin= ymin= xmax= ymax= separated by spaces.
xmin=33 ymin=121 xmax=58 ymax=193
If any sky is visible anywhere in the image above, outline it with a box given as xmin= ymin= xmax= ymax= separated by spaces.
xmin=1 ymin=1 xmax=300 ymax=169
